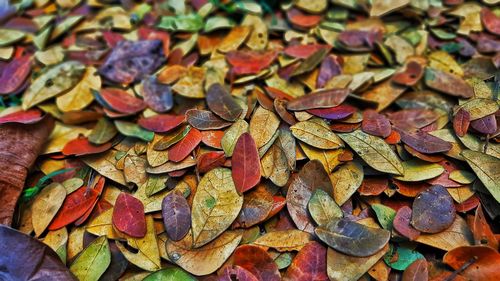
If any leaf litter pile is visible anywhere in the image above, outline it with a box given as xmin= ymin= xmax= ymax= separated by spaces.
xmin=0 ymin=0 xmax=500 ymax=280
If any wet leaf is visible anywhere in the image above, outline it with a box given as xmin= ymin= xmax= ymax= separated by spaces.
xmin=22 ymin=61 xmax=85 ymax=109
xmin=70 ymin=236 xmax=111 ymax=281
xmin=339 ymin=130 xmax=404 ymax=175
xmin=162 ymin=192 xmax=191 ymax=242
xmin=191 ymin=168 xmax=243 ymax=247
xmin=316 ymin=218 xmax=391 ymax=257
xmin=112 ymin=193 xmax=146 ymax=238
xmin=412 ymin=185 xmax=456 ymax=233
xmin=166 ymin=230 xmax=242 ymax=276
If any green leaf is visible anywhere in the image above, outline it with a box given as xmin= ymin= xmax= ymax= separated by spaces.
xmin=114 ymin=120 xmax=154 ymax=142
xmin=393 ymin=159 xmax=445 ymax=182
xmin=21 ymin=168 xmax=74 ymax=202
xmin=372 ymin=204 xmax=396 ymax=230
xmin=143 ymin=268 xmax=196 ymax=281
xmin=157 ymin=14 xmax=204 ymax=32
xmin=384 ymin=245 xmax=424 ymax=271
xmin=70 ymin=236 xmax=111 ymax=281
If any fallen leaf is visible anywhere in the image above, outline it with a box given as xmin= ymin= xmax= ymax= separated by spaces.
xmin=233 ymin=245 xmax=280 ymax=281
xmin=232 ymin=133 xmax=261 ymax=194
xmin=112 ymin=193 xmax=146 ymax=238
xmin=161 ymin=191 xmax=191 ymax=241
xmin=444 ymin=245 xmax=500 ymax=280
xmin=70 ymin=236 xmax=111 ymax=281
xmin=411 ymin=185 xmax=456 ymax=233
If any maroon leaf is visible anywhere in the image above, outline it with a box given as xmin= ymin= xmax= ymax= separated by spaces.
xmin=141 ymin=76 xmax=173 ymax=113
xmin=232 ymin=133 xmax=260 ymax=194
xmin=283 ymin=241 xmax=328 ymax=281
xmin=411 ymin=185 xmax=456 ymax=234
xmin=161 ymin=191 xmax=191 ymax=241
xmin=233 ymin=245 xmax=281 ymax=281
xmin=138 ymin=114 xmax=185 ymax=133
xmin=99 ymin=40 xmax=165 ymax=84
xmin=286 ymin=88 xmax=350 ymax=111
xmin=0 ymin=109 xmax=44 ymax=124
xmin=470 ymin=114 xmax=497 ymax=134
xmin=226 ymin=50 xmax=278 ymax=76
xmin=186 ymin=109 xmax=232 ymax=130
xmin=388 ymin=109 xmax=439 ymax=130
xmin=397 ymin=128 xmax=452 ymax=154
xmin=393 ymin=206 xmax=421 ymax=241
xmin=402 ymin=259 xmax=428 ymax=281
xmin=112 ymin=193 xmax=146 ymax=238
xmin=206 ymin=83 xmax=243 ymax=121
xmin=362 ymin=110 xmax=392 ymax=138
xmin=453 ymin=108 xmax=470 ymax=137
xmin=307 ymin=104 xmax=356 ymax=120
xmin=168 ymin=127 xmax=202 ymax=162
xmin=0 ymin=54 xmax=31 ymax=95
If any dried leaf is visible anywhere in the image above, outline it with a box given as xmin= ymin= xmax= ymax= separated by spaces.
xmin=461 ymin=150 xmax=500 ymax=203
xmin=291 ymin=120 xmax=343 ymax=149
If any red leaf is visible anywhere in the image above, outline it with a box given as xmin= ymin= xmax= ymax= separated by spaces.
xmin=74 ymin=177 xmax=106 ymax=226
xmin=266 ymin=196 xmax=286 ymax=220
xmin=455 ymin=195 xmax=480 ymax=213
xmin=112 ymin=193 xmax=146 ymax=238
xmin=393 ymin=179 xmax=431 ymax=197
xmin=453 ymin=108 xmax=470 ymax=137
xmin=226 ymin=50 xmax=277 ymax=76
xmin=481 ymin=8 xmax=500 ymax=36
xmin=274 ymin=99 xmax=297 ymax=126
xmin=168 ymin=127 xmax=202 ymax=162
xmin=201 ymin=130 xmax=224 ymax=149
xmin=161 ymin=191 xmax=191 ymax=241
xmin=100 ymin=88 xmax=146 ymax=114
xmin=392 ymin=61 xmax=424 ymax=86
xmin=49 ymin=186 xmax=99 ymax=230
xmin=286 ymin=8 xmax=322 ymax=28
xmin=232 ymin=133 xmax=261 ymax=194
xmin=393 ymin=206 xmax=421 ymax=241
xmin=307 ymin=104 xmax=356 ymax=120
xmin=233 ymin=245 xmax=281 ymax=281
xmin=284 ymin=44 xmax=331 ymax=59
xmin=362 ymin=109 xmax=392 ymax=138
xmin=284 ymin=241 xmax=329 ymax=281
xmin=0 ymin=109 xmax=43 ymax=124
xmin=0 ymin=54 xmax=31 ymax=95
xmin=427 ymin=160 xmax=462 ymax=187
xmin=264 ymin=86 xmax=294 ymax=101
xmin=444 ymin=246 xmax=500 ymax=280
xmin=138 ymin=114 xmax=185 ymax=133
xmin=62 ymin=136 xmax=112 ymax=156
xmin=197 ymin=151 xmax=226 ymax=173
xmin=472 ymin=205 xmax=498 ymax=250
xmin=102 ymin=31 xmax=124 ymax=48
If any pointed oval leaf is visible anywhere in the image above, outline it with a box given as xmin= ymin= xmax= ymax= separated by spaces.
xmin=394 ymin=159 xmax=445 ymax=182
xmin=186 ymin=109 xmax=232 ymax=130
xmin=168 ymin=127 xmax=202 ymax=162
xmin=362 ymin=110 xmax=391 ymax=138
xmin=206 ymin=83 xmax=242 ymax=121
xmin=393 ymin=206 xmax=421 ymax=241
xmin=49 ymin=186 xmax=99 ymax=230
xmin=461 ymin=150 xmax=500 ymax=203
xmin=138 ymin=114 xmax=185 ymax=133
xmin=286 ymin=89 xmax=350 ymax=111
xmin=232 ymin=133 xmax=261 ymax=194
xmin=112 ymin=193 xmax=146 ymax=238
xmin=308 ymin=189 xmax=343 ymax=227
xmin=70 ymin=236 xmax=111 ymax=281
xmin=315 ymin=218 xmax=391 ymax=257
xmin=291 ymin=120 xmax=343 ymax=149
xmin=162 ymin=191 xmax=191 ymax=241
xmin=32 ymin=182 xmax=67 ymax=237
xmin=191 ymin=168 xmax=243 ymax=247
xmin=249 ymin=106 xmax=280 ymax=148
xmin=114 ymin=120 xmax=154 ymax=142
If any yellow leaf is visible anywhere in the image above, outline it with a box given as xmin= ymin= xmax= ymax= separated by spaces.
xmin=56 ymin=67 xmax=100 ymax=112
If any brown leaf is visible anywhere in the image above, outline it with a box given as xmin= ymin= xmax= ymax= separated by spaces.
xmin=443 ymin=246 xmax=500 ymax=280
xmin=286 ymin=89 xmax=350 ymax=111
xmin=0 ymin=116 xmax=54 ymax=225
xmin=402 ymin=259 xmax=428 ymax=281
xmin=424 ymin=68 xmax=474 ymax=98
xmin=206 ymin=83 xmax=243 ymax=121
xmin=453 ymin=108 xmax=471 ymax=137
